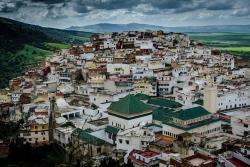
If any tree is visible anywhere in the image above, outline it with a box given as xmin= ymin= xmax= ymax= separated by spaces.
xmin=32 ymin=50 xmax=37 ymax=54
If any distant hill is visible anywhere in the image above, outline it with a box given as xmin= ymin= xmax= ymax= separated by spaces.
xmin=67 ymin=23 xmax=250 ymax=33
xmin=0 ymin=17 xmax=93 ymax=88
xmin=67 ymin=23 xmax=167 ymax=33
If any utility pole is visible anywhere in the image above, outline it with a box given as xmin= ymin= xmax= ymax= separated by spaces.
xmin=49 ymin=96 xmax=55 ymax=143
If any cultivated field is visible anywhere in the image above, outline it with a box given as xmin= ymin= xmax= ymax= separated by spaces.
xmin=188 ymin=32 xmax=250 ymax=63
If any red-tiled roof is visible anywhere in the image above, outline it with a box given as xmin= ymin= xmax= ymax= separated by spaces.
xmin=128 ymin=149 xmax=160 ymax=165
xmin=129 ymin=149 xmax=160 ymax=158
xmin=228 ymin=158 xmax=249 ymax=167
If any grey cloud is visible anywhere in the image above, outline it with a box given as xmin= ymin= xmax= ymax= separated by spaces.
xmin=0 ymin=1 xmax=27 ymax=13
xmin=30 ymin=0 xmax=66 ymax=4
xmin=232 ymin=9 xmax=250 ymax=17
xmin=0 ymin=0 xmax=248 ymax=15
xmin=204 ymin=0 xmax=234 ymax=10
xmin=0 ymin=0 xmax=249 ymax=28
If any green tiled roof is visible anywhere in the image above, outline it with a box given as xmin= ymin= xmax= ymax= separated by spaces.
xmin=148 ymin=98 xmax=182 ymax=108
xmin=164 ymin=118 xmax=220 ymax=131
xmin=193 ymin=99 xmax=204 ymax=105
xmin=152 ymin=107 xmax=175 ymax=122
xmin=73 ymin=128 xmax=105 ymax=146
xmin=134 ymin=93 xmax=151 ymax=101
xmin=109 ymin=112 xmax=152 ymax=120
xmin=173 ymin=106 xmax=210 ymax=121
xmin=105 ymin=125 xmax=120 ymax=135
xmin=108 ymin=94 xmax=154 ymax=115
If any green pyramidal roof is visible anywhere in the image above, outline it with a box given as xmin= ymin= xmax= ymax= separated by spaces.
xmin=108 ymin=94 xmax=154 ymax=116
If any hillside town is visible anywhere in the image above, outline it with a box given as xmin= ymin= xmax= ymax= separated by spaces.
xmin=1 ymin=30 xmax=250 ymax=167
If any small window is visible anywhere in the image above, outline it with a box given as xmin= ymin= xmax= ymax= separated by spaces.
xmin=119 ymin=139 xmax=122 ymax=143
xmin=108 ymin=133 xmax=112 ymax=139
xmin=126 ymin=140 xmax=129 ymax=145
xmin=97 ymin=147 xmax=101 ymax=154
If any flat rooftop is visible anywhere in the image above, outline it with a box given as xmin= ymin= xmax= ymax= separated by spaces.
xmin=223 ymin=108 xmax=250 ymax=120
xmin=188 ymin=158 xmax=206 ymax=166
xmin=88 ymin=118 xmax=109 ymax=126
xmin=56 ymin=126 xmax=75 ymax=133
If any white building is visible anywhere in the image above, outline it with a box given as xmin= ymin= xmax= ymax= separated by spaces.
xmin=116 ymin=127 xmax=155 ymax=151
xmin=54 ymin=126 xmax=75 ymax=148
xmin=217 ymin=87 xmax=250 ymax=111
xmin=103 ymin=38 xmax=117 ymax=49
xmin=225 ymin=109 xmax=250 ymax=137
xmin=89 ymin=91 xmax=128 ymax=105
xmin=162 ymin=106 xmax=221 ymax=138
xmin=11 ymin=92 xmax=22 ymax=104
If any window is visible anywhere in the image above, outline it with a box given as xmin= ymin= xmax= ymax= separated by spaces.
xmin=126 ymin=140 xmax=129 ymax=145
xmin=35 ymin=126 xmax=38 ymax=129
xmin=108 ymin=133 xmax=112 ymax=139
xmin=35 ymin=132 xmax=38 ymax=134
xmin=119 ymin=139 xmax=122 ymax=143
xmin=97 ymin=147 xmax=101 ymax=154
xmin=43 ymin=137 xmax=46 ymax=140
xmin=42 ymin=126 xmax=45 ymax=129
xmin=244 ymin=124 xmax=248 ymax=128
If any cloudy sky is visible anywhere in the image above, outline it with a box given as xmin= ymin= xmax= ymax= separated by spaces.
xmin=0 ymin=0 xmax=249 ymax=29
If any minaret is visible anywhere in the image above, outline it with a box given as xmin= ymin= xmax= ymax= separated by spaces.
xmin=49 ymin=96 xmax=56 ymax=143
xmin=204 ymin=75 xmax=218 ymax=113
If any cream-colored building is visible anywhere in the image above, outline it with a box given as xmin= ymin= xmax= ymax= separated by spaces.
xmin=107 ymin=64 xmax=130 ymax=75
xmin=133 ymin=77 xmax=157 ymax=96
xmin=19 ymin=116 xmax=49 ymax=145
xmin=147 ymin=59 xmax=165 ymax=70
xmin=0 ymin=89 xmax=11 ymax=104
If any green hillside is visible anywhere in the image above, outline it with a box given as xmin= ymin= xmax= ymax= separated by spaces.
xmin=0 ymin=17 xmax=93 ymax=88
xmin=188 ymin=32 xmax=250 ymax=64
